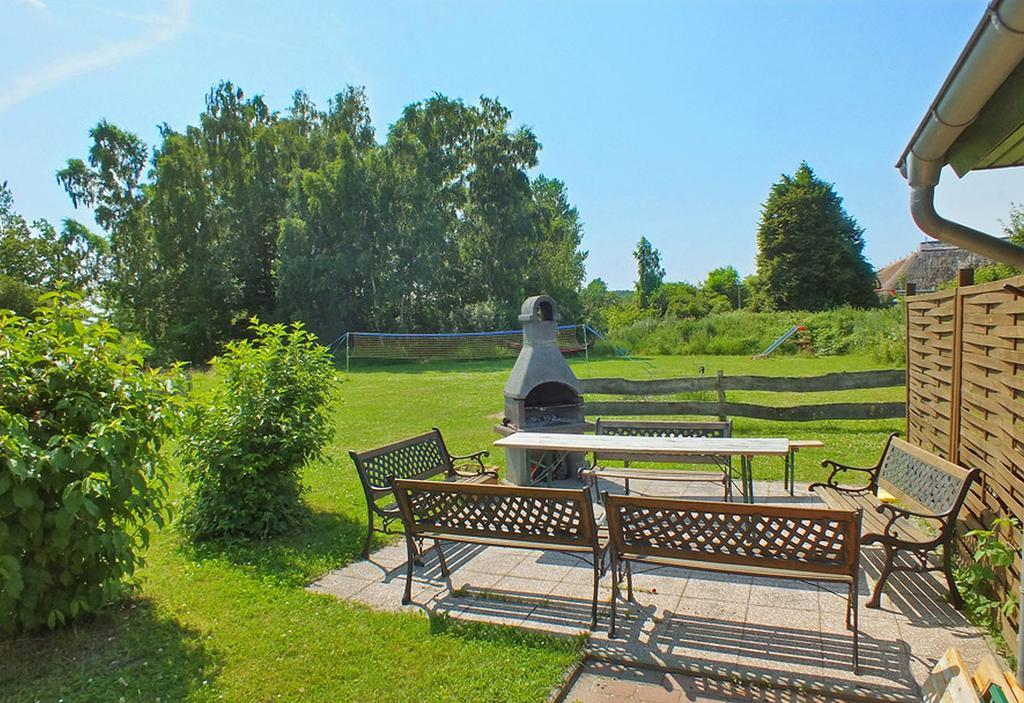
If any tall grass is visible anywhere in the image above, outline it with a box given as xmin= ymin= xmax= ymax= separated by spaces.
xmin=604 ymin=306 xmax=905 ymax=364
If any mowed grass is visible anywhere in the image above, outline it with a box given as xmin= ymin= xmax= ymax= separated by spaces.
xmin=0 ymin=352 xmax=903 ymax=702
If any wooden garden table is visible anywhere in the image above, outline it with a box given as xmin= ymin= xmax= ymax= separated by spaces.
xmin=494 ymin=432 xmax=792 ymax=503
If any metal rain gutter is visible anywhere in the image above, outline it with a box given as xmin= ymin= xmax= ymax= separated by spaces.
xmin=898 ymin=0 xmax=1024 ymax=269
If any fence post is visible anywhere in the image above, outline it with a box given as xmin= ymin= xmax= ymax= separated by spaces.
xmin=582 ymin=324 xmax=590 ymax=372
xmin=949 ymin=270 xmax=971 ymax=463
xmin=904 ymin=283 xmax=915 ymax=442
xmin=345 ymin=333 xmax=350 ymax=373
xmin=716 ymin=370 xmax=726 ymax=421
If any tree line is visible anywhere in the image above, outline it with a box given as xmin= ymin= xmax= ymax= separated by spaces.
xmin=582 ymin=162 xmax=880 ymax=331
xmin=5 ymin=90 xmax=896 ymax=366
xmin=9 ymin=83 xmax=586 ymax=363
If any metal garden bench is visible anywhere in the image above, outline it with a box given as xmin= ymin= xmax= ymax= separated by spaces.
xmin=350 ymin=428 xmax=497 ymax=558
xmin=809 ymin=433 xmax=980 ymax=609
xmin=592 ymin=419 xmax=733 ymax=499
xmin=393 ymin=479 xmax=608 ymax=629
xmin=603 ymin=493 xmax=863 ymax=673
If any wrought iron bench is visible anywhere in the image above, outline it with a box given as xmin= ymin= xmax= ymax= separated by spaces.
xmin=809 ymin=434 xmax=980 ymax=609
xmin=592 ymin=419 xmax=734 ymax=499
xmin=393 ymin=479 xmax=608 ymax=629
xmin=350 ymin=428 xmax=497 ymax=558
xmin=603 ymin=493 xmax=863 ymax=673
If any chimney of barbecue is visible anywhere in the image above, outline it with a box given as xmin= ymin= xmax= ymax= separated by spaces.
xmin=503 ymin=295 xmax=584 ymax=431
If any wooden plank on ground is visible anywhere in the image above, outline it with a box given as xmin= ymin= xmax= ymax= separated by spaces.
xmin=922 ymin=648 xmax=981 ymax=703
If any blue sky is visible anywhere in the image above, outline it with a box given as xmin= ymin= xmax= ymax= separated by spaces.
xmin=4 ymin=0 xmax=1024 ymax=289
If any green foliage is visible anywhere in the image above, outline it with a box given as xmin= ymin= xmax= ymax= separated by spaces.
xmin=580 ymin=278 xmax=619 ymax=330
xmin=955 ymin=517 xmax=1020 ymax=642
xmin=970 ymin=203 xmax=1024 ymax=284
xmin=178 ymin=320 xmax=337 ymax=541
xmin=0 ymin=182 xmax=106 ymax=314
xmin=755 ymin=162 xmax=877 ymax=311
xmin=0 ymin=290 xmax=182 ymax=635
xmin=606 ymin=305 xmax=904 ymax=360
xmin=633 ymin=236 xmax=665 ymax=308
xmin=60 ymin=85 xmax=588 ymax=361
xmin=703 ymin=265 xmax=748 ymax=309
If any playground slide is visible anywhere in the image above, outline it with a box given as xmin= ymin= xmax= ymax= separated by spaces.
xmin=753 ymin=325 xmax=806 ymax=359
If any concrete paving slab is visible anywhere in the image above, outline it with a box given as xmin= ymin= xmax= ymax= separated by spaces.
xmin=307 ymin=480 xmax=996 ymax=702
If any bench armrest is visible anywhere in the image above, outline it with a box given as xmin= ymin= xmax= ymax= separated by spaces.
xmin=876 ymin=502 xmax=943 ymax=539
xmin=450 ymin=449 xmax=489 ymax=462
xmin=448 ymin=449 xmax=490 ymax=473
xmin=817 ymin=459 xmax=879 ymax=488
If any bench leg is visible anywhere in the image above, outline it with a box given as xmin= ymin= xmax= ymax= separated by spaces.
xmin=609 ymin=554 xmax=619 ymax=638
xmin=943 ymin=543 xmax=964 ymax=610
xmin=402 ymin=537 xmax=416 ymax=605
xmin=363 ymin=506 xmax=375 ymax=559
xmin=435 ymin=539 xmax=450 ymax=579
xmin=625 ymin=561 xmax=634 ymax=602
xmin=849 ymin=582 xmax=860 ymax=675
xmin=868 ymin=545 xmax=897 ymax=608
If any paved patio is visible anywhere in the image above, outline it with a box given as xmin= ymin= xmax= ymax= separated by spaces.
xmin=308 ymin=479 xmax=995 ymax=702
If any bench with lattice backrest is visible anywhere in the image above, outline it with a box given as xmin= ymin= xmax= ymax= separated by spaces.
xmin=809 ymin=433 xmax=980 ymax=609
xmin=350 ymin=428 xmax=497 ymax=558
xmin=393 ymin=479 xmax=608 ymax=628
xmin=603 ymin=494 xmax=862 ymax=673
xmin=592 ymin=419 xmax=734 ymax=498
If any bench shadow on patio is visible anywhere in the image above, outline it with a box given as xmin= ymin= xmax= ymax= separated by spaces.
xmin=308 ymin=480 xmax=993 ymax=702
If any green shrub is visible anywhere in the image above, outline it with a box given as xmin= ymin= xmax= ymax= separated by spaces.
xmin=178 ymin=320 xmax=337 ymax=541
xmin=0 ymin=291 xmax=182 ymax=635
xmin=605 ymin=306 xmax=904 ymax=361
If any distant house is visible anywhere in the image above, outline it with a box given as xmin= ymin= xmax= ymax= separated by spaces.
xmin=876 ymin=240 xmax=1002 ymax=293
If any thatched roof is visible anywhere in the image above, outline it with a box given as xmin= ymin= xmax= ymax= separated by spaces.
xmin=876 ymin=240 xmax=997 ymax=292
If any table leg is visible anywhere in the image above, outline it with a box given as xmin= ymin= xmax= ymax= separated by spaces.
xmin=741 ymin=455 xmax=753 ymax=503
xmin=788 ymin=450 xmax=796 ymax=497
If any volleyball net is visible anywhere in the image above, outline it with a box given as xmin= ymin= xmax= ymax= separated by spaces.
xmin=330 ymin=324 xmax=595 ymax=364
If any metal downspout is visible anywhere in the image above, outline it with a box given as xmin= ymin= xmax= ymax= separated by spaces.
xmin=900 ymin=0 xmax=1024 ymax=268
xmin=908 ymin=180 xmax=1024 ymax=269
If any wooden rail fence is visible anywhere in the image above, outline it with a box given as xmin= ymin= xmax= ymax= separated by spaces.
xmin=905 ymin=272 xmax=1024 ymax=645
xmin=581 ymin=368 xmax=906 ymax=422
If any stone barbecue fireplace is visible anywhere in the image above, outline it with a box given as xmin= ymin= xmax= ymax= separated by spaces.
xmin=497 ymin=295 xmax=587 ymax=485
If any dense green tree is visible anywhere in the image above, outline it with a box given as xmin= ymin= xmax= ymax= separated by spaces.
xmin=526 ymin=176 xmax=587 ymax=320
xmin=633 ymin=236 xmax=665 ymax=308
xmin=702 ymin=265 xmax=747 ymax=309
xmin=0 ymin=183 xmax=106 ymax=315
xmin=652 ymin=282 xmax=730 ymax=319
xmin=58 ymin=83 xmax=589 ymax=360
xmin=755 ymin=163 xmax=876 ymax=310
xmin=580 ymin=278 xmax=620 ymax=329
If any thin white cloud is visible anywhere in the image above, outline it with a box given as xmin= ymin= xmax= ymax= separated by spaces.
xmin=0 ymin=0 xmax=190 ymax=112
xmin=13 ymin=0 xmax=47 ymax=9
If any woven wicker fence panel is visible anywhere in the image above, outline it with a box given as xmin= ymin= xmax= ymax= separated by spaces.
xmin=407 ymin=490 xmax=585 ymax=540
xmin=954 ymin=278 xmax=1024 ymax=644
xmin=614 ymin=503 xmax=852 ymax=568
xmin=906 ymin=291 xmax=956 ymax=458
xmin=907 ymin=276 xmax=1024 ymax=646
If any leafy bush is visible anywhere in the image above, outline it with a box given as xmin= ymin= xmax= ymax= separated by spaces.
xmin=178 ymin=320 xmax=337 ymax=541
xmin=605 ymin=306 xmax=904 ymax=361
xmin=955 ymin=517 xmax=1020 ymax=634
xmin=0 ymin=291 xmax=182 ymax=635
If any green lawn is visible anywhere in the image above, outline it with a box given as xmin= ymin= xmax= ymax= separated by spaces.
xmin=0 ymin=352 xmax=904 ymax=702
